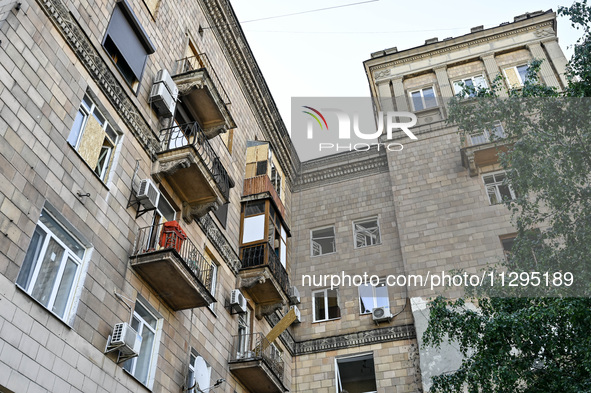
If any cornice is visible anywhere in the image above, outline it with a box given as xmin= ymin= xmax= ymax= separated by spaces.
xmin=199 ymin=0 xmax=301 ymax=186
xmin=37 ymin=0 xmax=160 ymax=159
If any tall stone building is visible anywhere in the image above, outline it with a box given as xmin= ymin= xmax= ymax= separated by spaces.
xmin=0 ymin=0 xmax=568 ymax=392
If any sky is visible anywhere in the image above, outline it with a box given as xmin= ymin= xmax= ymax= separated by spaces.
xmin=230 ymin=0 xmax=581 ymax=134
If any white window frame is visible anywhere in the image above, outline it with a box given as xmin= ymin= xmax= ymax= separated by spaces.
xmin=353 ymin=217 xmax=381 ymax=249
xmin=207 ymin=257 xmax=218 ymax=313
xmin=335 ymin=353 xmax=377 ymax=393
xmin=67 ymin=92 xmax=121 ymax=181
xmin=123 ymin=298 xmax=163 ymax=389
xmin=358 ymin=281 xmax=389 ymax=315
xmin=312 ymin=288 xmax=340 ymax=323
xmin=15 ymin=208 xmax=89 ymax=324
xmin=187 ymin=349 xmax=212 ymax=393
xmin=310 ymin=226 xmax=336 ymax=257
xmin=482 ymin=171 xmax=516 ymax=205
xmin=468 ymin=121 xmax=505 ymax=146
xmin=409 ymin=86 xmax=438 ymax=111
xmin=503 ymin=64 xmax=530 ymax=88
xmin=453 ymin=74 xmax=488 ymax=97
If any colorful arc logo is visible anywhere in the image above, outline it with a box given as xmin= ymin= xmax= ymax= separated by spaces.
xmin=302 ymin=106 xmax=329 ymax=130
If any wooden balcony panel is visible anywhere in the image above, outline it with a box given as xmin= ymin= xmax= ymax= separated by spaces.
xmin=243 ymin=175 xmax=286 ymax=220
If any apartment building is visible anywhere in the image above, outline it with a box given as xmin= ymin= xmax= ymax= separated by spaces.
xmin=0 ymin=0 xmax=568 ymax=392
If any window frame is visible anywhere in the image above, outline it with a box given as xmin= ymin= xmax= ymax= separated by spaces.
xmin=503 ymin=64 xmax=530 ymax=88
xmin=123 ymin=298 xmax=163 ymax=389
xmin=312 ymin=288 xmax=340 ymax=323
xmin=409 ymin=86 xmax=438 ymax=111
xmin=452 ymin=74 xmax=488 ymax=97
xmin=15 ymin=208 xmax=89 ymax=324
xmin=467 ymin=121 xmax=505 ymax=146
xmin=358 ymin=280 xmax=390 ymax=315
xmin=352 ymin=217 xmax=382 ymax=249
xmin=482 ymin=170 xmax=516 ymax=205
xmin=335 ymin=353 xmax=377 ymax=393
xmin=310 ymin=225 xmax=337 ymax=257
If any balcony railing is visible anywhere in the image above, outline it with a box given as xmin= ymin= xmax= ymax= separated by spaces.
xmin=159 ymin=122 xmax=230 ymax=199
xmin=131 ymin=222 xmax=214 ymax=293
xmin=174 ymin=53 xmax=230 ymax=105
xmin=229 ymin=332 xmax=285 ymax=382
xmin=240 ymin=242 xmax=289 ymax=296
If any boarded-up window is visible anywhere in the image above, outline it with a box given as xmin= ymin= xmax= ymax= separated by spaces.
xmin=143 ymin=0 xmax=160 ymax=16
xmin=503 ymin=65 xmax=529 ymax=89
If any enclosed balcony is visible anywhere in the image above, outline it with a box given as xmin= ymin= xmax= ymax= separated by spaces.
xmin=130 ymin=222 xmax=215 ymax=310
xmin=460 ymin=123 xmax=511 ymax=176
xmin=228 ymin=333 xmax=287 ymax=393
xmin=243 ymin=175 xmax=286 ymax=221
xmin=153 ymin=122 xmax=233 ymax=221
xmin=172 ymin=54 xmax=235 ymax=138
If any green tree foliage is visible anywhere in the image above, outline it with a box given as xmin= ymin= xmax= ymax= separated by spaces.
xmin=423 ymin=2 xmax=591 ymax=392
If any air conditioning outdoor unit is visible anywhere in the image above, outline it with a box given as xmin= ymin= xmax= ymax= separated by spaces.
xmin=105 ymin=322 xmax=142 ymax=361
xmin=137 ymin=179 xmax=160 ymax=209
xmin=230 ymin=289 xmax=247 ymax=314
xmin=288 ymin=286 xmax=300 ymax=305
xmin=372 ymin=307 xmax=393 ymax=323
xmin=290 ymin=305 xmax=301 ymax=323
xmin=154 ymin=69 xmax=179 ymax=99
xmin=149 ymin=82 xmax=176 ymax=118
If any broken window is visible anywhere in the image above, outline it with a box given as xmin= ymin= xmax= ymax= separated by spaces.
xmin=335 ymin=354 xmax=377 ymax=393
xmin=353 ymin=218 xmax=381 ymax=248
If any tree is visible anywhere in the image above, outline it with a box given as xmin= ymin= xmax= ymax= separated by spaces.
xmin=422 ymin=2 xmax=591 ymax=392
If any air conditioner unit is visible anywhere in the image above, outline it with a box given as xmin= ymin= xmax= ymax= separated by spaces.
xmin=290 ymin=305 xmax=301 ymax=323
xmin=230 ymin=289 xmax=247 ymax=314
xmin=109 ymin=322 xmax=142 ymax=357
xmin=288 ymin=286 xmax=300 ymax=305
xmin=154 ymin=69 xmax=178 ymax=99
xmin=372 ymin=307 xmax=392 ymax=323
xmin=137 ymin=179 xmax=160 ymax=209
xmin=149 ymin=82 xmax=176 ymax=118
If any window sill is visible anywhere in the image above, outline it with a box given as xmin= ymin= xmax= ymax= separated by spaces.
xmin=312 ymin=317 xmax=341 ymax=324
xmin=123 ymin=369 xmax=154 ymax=392
xmin=310 ymin=251 xmax=337 ymax=258
xmin=412 ymin=106 xmax=440 ymax=115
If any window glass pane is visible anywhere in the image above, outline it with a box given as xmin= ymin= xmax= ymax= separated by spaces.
xmin=517 ymin=65 xmax=529 ymax=84
xmin=359 ymin=284 xmax=374 ymax=314
xmin=314 ymin=291 xmax=326 ymax=321
xmin=94 ymin=142 xmax=113 ymax=179
xmin=242 ymin=215 xmax=265 ymax=243
xmin=81 ymin=94 xmax=92 ymax=110
xmin=52 ymin=257 xmax=78 ymax=318
xmin=487 ymin=186 xmax=499 ymax=205
xmin=135 ymin=301 xmax=157 ymax=329
xmin=411 ymin=91 xmax=424 ymax=111
xmin=498 ymin=184 xmax=513 ymax=201
xmin=245 ymin=201 xmax=265 ymax=216
xmin=157 ymin=194 xmax=175 ymax=222
xmin=375 ymin=283 xmax=389 ymax=309
xmin=474 ymin=75 xmax=487 ymax=89
xmin=30 ymin=238 xmax=65 ymax=307
xmin=337 ymin=355 xmax=377 ymax=392
xmin=67 ymin=108 xmax=88 ymax=147
xmin=134 ymin=324 xmax=155 ymax=385
xmin=16 ymin=227 xmax=46 ymax=290
xmin=280 ymin=238 xmax=287 ymax=267
xmin=92 ymin=107 xmax=105 ymax=126
xmin=423 ymin=87 xmax=437 ymax=108
xmin=105 ymin=124 xmax=118 ymax=143
xmin=40 ymin=212 xmax=85 ymax=259
xmin=327 ymin=289 xmax=340 ymax=319
xmin=453 ymin=82 xmax=463 ymax=95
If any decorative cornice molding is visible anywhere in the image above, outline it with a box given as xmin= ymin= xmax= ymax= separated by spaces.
xmin=370 ymin=21 xmax=555 ymax=73
xmin=37 ymin=0 xmax=160 ymax=158
xmin=197 ymin=214 xmax=241 ymax=274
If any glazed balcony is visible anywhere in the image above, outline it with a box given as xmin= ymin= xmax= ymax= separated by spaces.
xmin=243 ymin=175 xmax=286 ymax=221
xmin=130 ymin=222 xmax=215 ymax=310
xmin=228 ymin=333 xmax=287 ymax=393
xmin=153 ymin=122 xmax=233 ymax=221
xmin=460 ymin=123 xmax=511 ymax=176
xmin=239 ymin=242 xmax=289 ymax=307
xmin=173 ymin=53 xmax=235 ymax=138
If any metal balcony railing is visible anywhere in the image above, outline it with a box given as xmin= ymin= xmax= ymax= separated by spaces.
xmin=159 ymin=122 xmax=230 ymax=199
xmin=229 ymin=332 xmax=284 ymax=381
xmin=131 ymin=222 xmax=214 ymax=292
xmin=240 ymin=242 xmax=289 ymax=296
xmin=174 ymin=53 xmax=230 ymax=105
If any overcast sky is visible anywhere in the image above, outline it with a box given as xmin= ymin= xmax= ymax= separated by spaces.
xmin=230 ymin=0 xmax=580 ymax=134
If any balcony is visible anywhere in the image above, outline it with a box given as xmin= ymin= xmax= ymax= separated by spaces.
xmin=153 ymin=122 xmax=233 ymax=221
xmin=173 ymin=54 xmax=235 ymax=138
xmin=130 ymin=222 xmax=215 ymax=310
xmin=460 ymin=124 xmax=511 ymax=176
xmin=243 ymin=175 xmax=286 ymax=221
xmin=228 ymin=333 xmax=287 ymax=393
xmin=239 ymin=242 xmax=289 ymax=308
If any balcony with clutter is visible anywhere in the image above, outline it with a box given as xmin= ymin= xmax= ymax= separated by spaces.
xmin=152 ymin=121 xmax=234 ymax=222
xmin=130 ymin=221 xmax=215 ymax=310
xmin=228 ymin=333 xmax=287 ymax=393
xmin=460 ymin=122 xmax=512 ymax=176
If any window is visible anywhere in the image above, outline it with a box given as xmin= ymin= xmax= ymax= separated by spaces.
xmin=187 ymin=349 xmax=211 ymax=393
xmin=468 ymin=121 xmax=505 ymax=146
xmin=409 ymin=86 xmax=437 ymax=111
xmin=213 ymin=203 xmax=229 ymax=229
xmin=16 ymin=209 xmax=88 ymax=322
xmin=503 ymin=64 xmax=530 ymax=88
xmin=220 ymin=128 xmax=234 ymax=154
xmin=453 ymin=75 xmax=488 ymax=97
xmin=311 ymin=226 xmax=336 ymax=256
xmin=483 ymin=171 xmax=516 ymax=205
xmin=103 ymin=0 xmax=156 ymax=91
xmin=67 ymin=93 xmax=121 ymax=181
xmin=123 ymin=299 xmax=162 ymax=388
xmin=335 ymin=354 xmax=377 ymax=393
xmin=313 ymin=288 xmax=340 ymax=322
xmin=237 ymin=308 xmax=251 ymax=358
xmin=500 ymin=234 xmax=516 ymax=259
xmin=359 ymin=282 xmax=389 ymax=314
xmin=353 ymin=218 xmax=381 ymax=248
xmin=204 ymin=251 xmax=218 ymax=312
xmin=270 ymin=163 xmax=282 ymax=199
xmin=242 ymin=201 xmax=266 ymax=244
